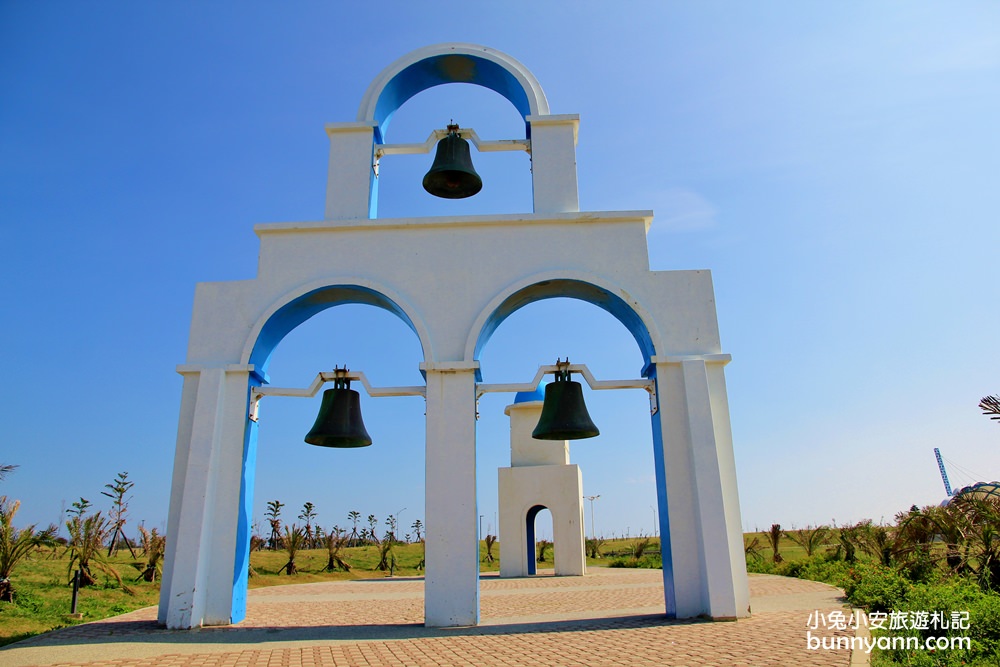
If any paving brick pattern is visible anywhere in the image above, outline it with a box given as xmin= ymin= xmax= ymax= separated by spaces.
xmin=2 ymin=570 xmax=854 ymax=666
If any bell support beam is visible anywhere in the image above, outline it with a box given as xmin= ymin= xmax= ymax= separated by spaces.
xmin=476 ymin=362 xmax=657 ymax=415
xmin=373 ymin=127 xmax=528 ymax=179
xmin=375 ymin=127 xmax=529 ymax=157
xmin=248 ymin=370 xmax=425 ymax=422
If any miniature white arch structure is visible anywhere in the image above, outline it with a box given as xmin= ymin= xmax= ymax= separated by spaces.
xmin=160 ymin=43 xmax=749 ymax=630
xmin=498 ymin=393 xmax=587 ymax=578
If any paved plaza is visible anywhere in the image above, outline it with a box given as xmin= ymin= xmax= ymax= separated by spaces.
xmin=1 ymin=569 xmax=857 ymax=666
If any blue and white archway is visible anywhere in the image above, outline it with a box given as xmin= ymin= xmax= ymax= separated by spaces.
xmin=160 ymin=43 xmax=749 ymax=631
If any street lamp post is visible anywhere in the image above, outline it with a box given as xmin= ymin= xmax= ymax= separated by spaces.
xmin=395 ymin=507 xmax=406 ymax=541
xmin=584 ymin=495 xmax=601 ymax=539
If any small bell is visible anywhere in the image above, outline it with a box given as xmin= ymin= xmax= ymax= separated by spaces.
xmin=304 ymin=374 xmax=372 ymax=448
xmin=532 ymin=362 xmax=600 ymax=440
xmin=422 ymin=124 xmax=483 ymax=199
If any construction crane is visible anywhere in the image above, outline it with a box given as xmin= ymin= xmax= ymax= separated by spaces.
xmin=934 ymin=447 xmax=954 ymax=497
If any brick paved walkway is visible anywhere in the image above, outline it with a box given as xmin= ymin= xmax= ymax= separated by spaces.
xmin=0 ymin=570 xmax=856 ymax=666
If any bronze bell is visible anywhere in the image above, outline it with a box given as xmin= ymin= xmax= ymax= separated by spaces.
xmin=532 ymin=365 xmax=600 ymax=440
xmin=304 ymin=376 xmax=372 ymax=448
xmin=422 ymin=124 xmax=483 ymax=199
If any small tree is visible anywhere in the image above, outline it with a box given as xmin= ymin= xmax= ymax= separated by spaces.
xmin=484 ymin=534 xmax=497 ymax=563
xmin=265 ymin=500 xmax=284 ymax=550
xmin=298 ymin=502 xmax=317 ymax=548
xmin=68 ymin=497 xmax=91 ymax=518
xmin=367 ymin=514 xmax=379 ymax=545
xmin=410 ymin=518 xmax=423 ymax=542
xmin=384 ymin=514 xmax=398 ymax=545
xmin=348 ymin=510 xmax=362 ymax=547
xmin=766 ymin=524 xmax=783 ymax=563
xmin=102 ymin=471 xmax=136 ymax=558
xmin=0 ymin=496 xmax=57 ymax=602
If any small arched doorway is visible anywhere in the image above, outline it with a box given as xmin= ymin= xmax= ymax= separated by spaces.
xmin=525 ymin=505 xmax=549 ymax=575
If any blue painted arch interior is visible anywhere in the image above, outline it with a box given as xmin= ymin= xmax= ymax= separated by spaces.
xmin=248 ymin=285 xmax=424 ymax=376
xmin=371 ymin=54 xmax=534 ymax=143
xmin=472 ymin=278 xmax=656 ymax=372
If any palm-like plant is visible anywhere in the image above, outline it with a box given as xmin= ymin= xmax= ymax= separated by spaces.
xmin=0 ymin=464 xmax=18 ymax=482
xmin=136 ymin=525 xmax=165 ymax=582
xmin=536 ymin=539 xmax=553 ymax=563
xmin=586 ymin=537 xmax=606 ymax=559
xmin=279 ymin=524 xmax=306 ymax=575
xmin=0 ymin=496 xmax=56 ymax=602
xmin=629 ymin=535 xmax=653 ymax=560
xmin=65 ymin=511 xmax=130 ymax=592
xmin=323 ymin=527 xmax=351 ymax=572
xmin=484 ymin=534 xmax=498 ymax=563
xmin=979 ymin=394 xmax=1000 ymax=422
xmin=852 ymin=520 xmax=898 ymax=567
xmin=784 ymin=525 xmax=832 ymax=558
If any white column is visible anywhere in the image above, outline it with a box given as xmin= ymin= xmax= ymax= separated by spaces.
xmin=159 ymin=365 xmax=255 ymax=628
xmin=421 ymin=361 xmax=480 ymax=626
xmin=653 ymin=355 xmax=749 ymax=619
xmin=324 ymin=122 xmax=377 ymax=219
xmin=526 ymin=114 xmax=580 ymax=214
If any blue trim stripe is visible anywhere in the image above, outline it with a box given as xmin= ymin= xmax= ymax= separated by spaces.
xmin=231 ymin=377 xmax=261 ymax=623
xmin=646 ymin=367 xmax=676 ymax=618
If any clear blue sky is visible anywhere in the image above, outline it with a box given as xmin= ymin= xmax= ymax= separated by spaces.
xmin=1 ymin=2 xmax=998 ymax=541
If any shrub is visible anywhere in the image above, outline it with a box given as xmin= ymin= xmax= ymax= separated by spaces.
xmin=871 ymin=580 xmax=1000 ymax=666
xmin=843 ymin=562 xmax=910 ymax=612
xmin=608 ymin=553 xmax=661 ymax=569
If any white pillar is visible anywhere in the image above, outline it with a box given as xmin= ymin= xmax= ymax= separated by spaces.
xmin=159 ymin=365 xmax=254 ymax=628
xmin=421 ymin=361 xmax=480 ymax=626
xmin=526 ymin=114 xmax=580 ymax=214
xmin=652 ymin=355 xmax=749 ymax=619
xmin=324 ymin=122 xmax=377 ymax=219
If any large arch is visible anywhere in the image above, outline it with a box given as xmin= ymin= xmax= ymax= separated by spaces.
xmin=470 ymin=273 xmax=675 ymax=614
xmin=226 ymin=281 xmax=430 ymax=622
xmin=357 ymin=43 xmax=550 ymax=143
xmin=465 ymin=272 xmax=661 ymax=374
xmin=242 ymin=279 xmax=433 ymax=374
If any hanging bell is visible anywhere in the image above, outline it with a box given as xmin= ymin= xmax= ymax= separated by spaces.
xmin=304 ymin=375 xmax=372 ymax=448
xmin=422 ymin=124 xmax=483 ymax=199
xmin=532 ymin=364 xmax=600 ymax=440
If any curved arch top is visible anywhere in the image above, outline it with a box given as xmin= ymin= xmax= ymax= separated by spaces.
xmin=357 ymin=43 xmax=551 ymax=142
xmin=465 ymin=272 xmax=660 ymax=374
xmin=242 ymin=280 xmax=433 ymax=375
